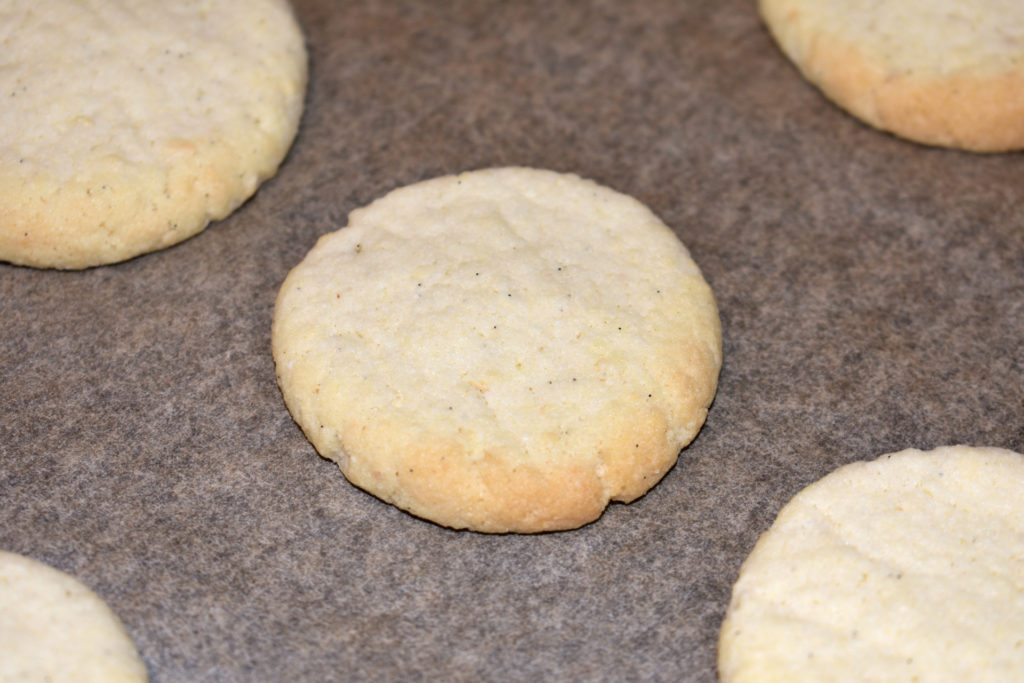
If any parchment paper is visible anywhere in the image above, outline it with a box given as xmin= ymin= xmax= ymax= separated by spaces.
xmin=2 ymin=1 xmax=1022 ymax=680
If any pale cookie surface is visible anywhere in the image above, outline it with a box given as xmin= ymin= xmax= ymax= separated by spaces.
xmin=0 ymin=0 xmax=307 ymax=269
xmin=272 ymin=167 xmax=722 ymax=533
xmin=760 ymin=0 xmax=1024 ymax=151
xmin=0 ymin=551 xmax=148 ymax=682
xmin=719 ymin=445 xmax=1024 ymax=683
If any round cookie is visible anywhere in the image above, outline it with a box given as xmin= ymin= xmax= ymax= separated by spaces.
xmin=272 ymin=167 xmax=722 ymax=533
xmin=719 ymin=445 xmax=1024 ymax=682
xmin=0 ymin=551 xmax=148 ymax=682
xmin=0 ymin=0 xmax=307 ymax=269
xmin=760 ymin=0 xmax=1024 ymax=152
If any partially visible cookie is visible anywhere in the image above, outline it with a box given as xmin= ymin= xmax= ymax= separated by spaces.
xmin=760 ymin=0 xmax=1024 ymax=152
xmin=272 ymin=167 xmax=722 ymax=533
xmin=0 ymin=551 xmax=148 ymax=682
xmin=719 ymin=445 xmax=1024 ymax=682
xmin=0 ymin=0 xmax=307 ymax=269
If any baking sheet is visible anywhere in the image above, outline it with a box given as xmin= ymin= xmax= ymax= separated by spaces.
xmin=2 ymin=1 xmax=1022 ymax=680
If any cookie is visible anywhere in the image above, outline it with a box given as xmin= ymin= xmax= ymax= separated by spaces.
xmin=719 ymin=445 xmax=1024 ymax=682
xmin=760 ymin=0 xmax=1024 ymax=152
xmin=0 ymin=551 xmax=148 ymax=682
xmin=0 ymin=0 xmax=307 ymax=269
xmin=272 ymin=167 xmax=722 ymax=533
